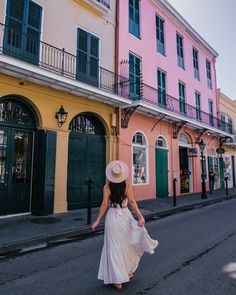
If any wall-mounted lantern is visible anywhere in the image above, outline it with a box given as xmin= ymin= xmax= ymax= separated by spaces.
xmin=55 ymin=105 xmax=68 ymax=127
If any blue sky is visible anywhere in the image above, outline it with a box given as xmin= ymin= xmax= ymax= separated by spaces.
xmin=167 ymin=0 xmax=236 ymax=100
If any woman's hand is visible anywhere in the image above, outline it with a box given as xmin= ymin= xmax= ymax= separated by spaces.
xmin=138 ymin=216 xmax=145 ymax=227
xmin=91 ymin=220 xmax=99 ymax=231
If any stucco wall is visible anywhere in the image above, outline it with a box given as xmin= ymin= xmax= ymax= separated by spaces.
xmin=0 ymin=73 xmax=117 ymax=212
xmin=119 ymin=112 xmax=219 ymax=200
xmin=219 ymin=90 xmax=236 ymax=130
xmin=0 ymin=0 xmax=116 ymax=72
xmin=118 ymin=0 xmax=218 ymax=116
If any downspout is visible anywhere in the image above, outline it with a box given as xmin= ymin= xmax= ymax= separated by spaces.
xmin=213 ymin=57 xmax=219 ymax=118
xmin=115 ymin=0 xmax=120 ymax=159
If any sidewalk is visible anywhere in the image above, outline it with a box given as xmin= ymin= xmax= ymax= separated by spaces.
xmin=0 ymin=187 xmax=236 ymax=257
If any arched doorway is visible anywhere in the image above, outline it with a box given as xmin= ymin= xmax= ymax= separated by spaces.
xmin=178 ymin=133 xmax=193 ymax=194
xmin=208 ymin=148 xmax=220 ymax=189
xmin=67 ymin=113 xmax=106 ymax=209
xmin=155 ymin=136 xmax=168 ymax=197
xmin=0 ymin=97 xmax=38 ymax=215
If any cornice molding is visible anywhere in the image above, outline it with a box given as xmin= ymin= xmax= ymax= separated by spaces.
xmin=152 ymin=0 xmax=218 ymax=57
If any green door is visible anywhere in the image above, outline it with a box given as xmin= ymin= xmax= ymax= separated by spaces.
xmin=219 ymin=157 xmax=225 ymax=189
xmin=67 ymin=114 xmax=105 ymax=209
xmin=0 ymin=128 xmax=33 ymax=215
xmin=67 ymin=133 xmax=86 ymax=209
xmin=155 ymin=148 xmax=168 ymax=197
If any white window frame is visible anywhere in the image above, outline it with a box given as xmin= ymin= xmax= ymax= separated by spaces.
xmin=132 ymin=131 xmax=149 ymax=185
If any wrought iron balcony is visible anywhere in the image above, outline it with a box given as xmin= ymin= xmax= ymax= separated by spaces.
xmin=95 ymin=0 xmax=110 ymax=9
xmin=0 ymin=23 xmax=129 ymax=99
xmin=130 ymin=82 xmax=233 ymax=134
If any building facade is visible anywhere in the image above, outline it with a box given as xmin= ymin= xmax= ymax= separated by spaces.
xmin=218 ymin=90 xmax=236 ymax=188
xmin=0 ymin=0 xmax=234 ymax=217
xmin=117 ymin=0 xmax=233 ymax=200
xmin=0 ymin=0 xmax=131 ymax=216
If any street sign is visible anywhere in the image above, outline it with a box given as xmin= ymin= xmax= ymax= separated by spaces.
xmin=216 ymin=147 xmax=225 ymax=154
xmin=188 ymin=148 xmax=198 ymax=157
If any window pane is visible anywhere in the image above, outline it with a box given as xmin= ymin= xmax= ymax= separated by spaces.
xmin=133 ymin=146 xmax=147 ymax=184
xmin=13 ymin=132 xmax=30 ymax=183
xmin=90 ymin=36 xmax=99 ymax=57
xmin=26 ymin=28 xmax=40 ymax=55
xmin=7 ymin=19 xmax=22 ymax=48
xmin=0 ymin=130 xmax=7 ymax=184
xmin=28 ymin=2 xmax=41 ymax=29
xmin=9 ymin=0 xmax=24 ymax=21
xmin=78 ymin=29 xmax=88 ymax=52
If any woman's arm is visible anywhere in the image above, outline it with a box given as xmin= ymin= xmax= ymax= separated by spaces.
xmin=126 ymin=183 xmax=145 ymax=227
xmin=91 ymin=184 xmax=109 ymax=231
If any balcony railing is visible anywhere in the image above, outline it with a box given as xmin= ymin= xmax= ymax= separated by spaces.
xmin=0 ymin=23 xmax=233 ymax=135
xmin=96 ymin=0 xmax=110 ymax=9
xmin=0 ymin=23 xmax=129 ymax=98
xmin=133 ymin=82 xmax=233 ymax=134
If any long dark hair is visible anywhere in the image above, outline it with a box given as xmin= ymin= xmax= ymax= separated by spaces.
xmin=109 ymin=181 xmax=127 ymax=208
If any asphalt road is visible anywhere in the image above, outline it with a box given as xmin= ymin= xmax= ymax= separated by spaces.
xmin=0 ymin=199 xmax=236 ymax=295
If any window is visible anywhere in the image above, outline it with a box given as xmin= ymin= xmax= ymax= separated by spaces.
xmin=4 ymin=0 xmax=42 ymax=64
xmin=179 ymin=133 xmax=191 ymax=145
xmin=221 ymin=114 xmax=226 ymax=131
xmin=129 ymin=53 xmax=141 ymax=100
xmin=77 ymin=28 xmax=99 ymax=86
xmin=176 ymin=33 xmax=184 ymax=69
xmin=195 ymin=91 xmax=201 ymax=120
xmin=129 ymin=0 xmax=140 ymax=38
xmin=228 ymin=117 xmax=233 ymax=134
xmin=157 ymin=69 xmax=166 ymax=107
xmin=206 ymin=60 xmax=212 ymax=89
xmin=208 ymin=100 xmax=214 ymax=126
xmin=193 ymin=48 xmax=199 ymax=80
xmin=156 ymin=136 xmax=167 ymax=148
xmin=156 ymin=15 xmax=165 ymax=55
xmin=132 ymin=132 xmax=147 ymax=184
xmin=178 ymin=82 xmax=186 ymax=114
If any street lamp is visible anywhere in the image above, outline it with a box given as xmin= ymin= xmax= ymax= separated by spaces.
xmin=198 ymin=139 xmax=207 ymax=199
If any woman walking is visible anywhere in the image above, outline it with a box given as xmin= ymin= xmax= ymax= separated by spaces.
xmin=92 ymin=160 xmax=158 ymax=290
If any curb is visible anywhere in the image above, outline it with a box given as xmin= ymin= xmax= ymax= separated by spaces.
xmin=0 ymin=194 xmax=236 ymax=257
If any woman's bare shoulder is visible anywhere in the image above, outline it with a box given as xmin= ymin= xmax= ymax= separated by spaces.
xmin=125 ymin=182 xmax=133 ymax=197
xmin=103 ymin=183 xmax=110 ymax=194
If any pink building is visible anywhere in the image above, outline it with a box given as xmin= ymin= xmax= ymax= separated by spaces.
xmin=116 ymin=0 xmax=233 ymax=200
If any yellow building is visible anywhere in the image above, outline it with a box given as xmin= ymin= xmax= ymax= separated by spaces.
xmin=218 ymin=90 xmax=236 ymax=188
xmin=0 ymin=0 xmax=130 ymax=216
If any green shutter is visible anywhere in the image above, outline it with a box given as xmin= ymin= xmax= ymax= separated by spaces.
xmin=32 ymin=130 xmax=56 ymax=216
xmin=219 ymin=157 xmax=225 ymax=189
xmin=129 ymin=0 xmax=140 ymax=38
xmin=156 ymin=148 xmax=168 ymax=197
xmin=77 ymin=28 xmax=99 ymax=86
xmin=4 ymin=0 xmax=42 ymax=64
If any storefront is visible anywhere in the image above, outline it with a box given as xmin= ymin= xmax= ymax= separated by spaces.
xmin=0 ymin=74 xmax=118 ymax=216
xmin=178 ymin=133 xmax=193 ymax=194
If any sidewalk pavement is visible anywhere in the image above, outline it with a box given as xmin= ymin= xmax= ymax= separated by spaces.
xmin=0 ymin=187 xmax=236 ymax=257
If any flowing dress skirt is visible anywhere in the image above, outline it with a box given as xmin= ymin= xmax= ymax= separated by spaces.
xmin=98 ymin=207 xmax=158 ymax=284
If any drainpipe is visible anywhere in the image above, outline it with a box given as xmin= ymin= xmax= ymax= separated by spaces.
xmin=115 ymin=0 xmax=120 ymax=159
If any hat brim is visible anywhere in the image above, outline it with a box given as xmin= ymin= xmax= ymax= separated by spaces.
xmin=105 ymin=160 xmax=129 ymax=183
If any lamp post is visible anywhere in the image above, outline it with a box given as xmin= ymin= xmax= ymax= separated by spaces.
xmin=198 ymin=139 xmax=207 ymax=199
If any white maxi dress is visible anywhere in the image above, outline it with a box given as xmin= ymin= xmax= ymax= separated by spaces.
xmin=98 ymin=199 xmax=158 ymax=284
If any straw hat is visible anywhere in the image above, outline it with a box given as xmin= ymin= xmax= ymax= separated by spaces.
xmin=105 ymin=160 xmax=129 ymax=183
